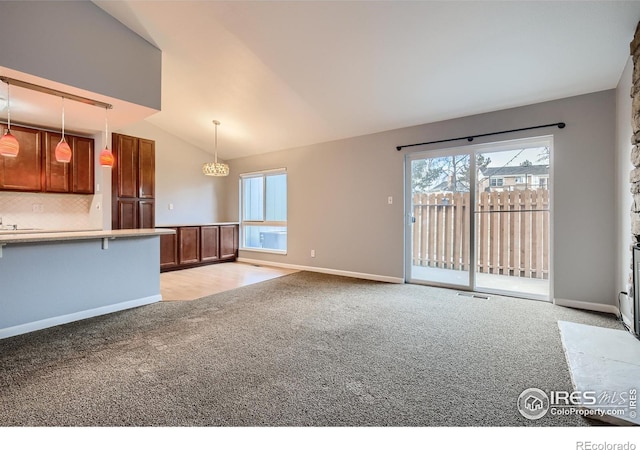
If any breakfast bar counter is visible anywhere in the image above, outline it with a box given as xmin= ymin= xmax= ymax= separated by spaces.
xmin=0 ymin=228 xmax=176 ymax=339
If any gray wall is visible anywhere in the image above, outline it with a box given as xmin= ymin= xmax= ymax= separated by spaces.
xmin=0 ymin=1 xmax=161 ymax=109
xmin=616 ymin=57 xmax=634 ymax=322
xmin=226 ymin=90 xmax=617 ymax=307
xmin=112 ymin=121 xmax=227 ymax=227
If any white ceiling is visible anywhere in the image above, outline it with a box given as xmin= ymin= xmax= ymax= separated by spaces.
xmin=19 ymin=1 xmax=640 ymax=159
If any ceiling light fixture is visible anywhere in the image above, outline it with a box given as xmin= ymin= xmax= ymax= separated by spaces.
xmin=202 ymin=120 xmax=229 ymax=177
xmin=54 ymin=97 xmax=72 ymax=163
xmin=99 ymin=106 xmax=114 ymax=168
xmin=0 ymin=82 xmax=19 ymax=158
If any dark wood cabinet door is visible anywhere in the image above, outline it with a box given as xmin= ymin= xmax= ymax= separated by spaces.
xmin=0 ymin=125 xmax=42 ymax=191
xmin=179 ymin=227 xmax=200 ymax=264
xmin=138 ymin=200 xmax=155 ymax=229
xmin=160 ymin=229 xmax=178 ymax=269
xmin=200 ymin=225 xmax=220 ymax=262
xmin=220 ymin=225 xmax=237 ymax=260
xmin=71 ymin=136 xmax=94 ymax=194
xmin=138 ymin=138 xmax=155 ymax=199
xmin=114 ymin=133 xmax=138 ymax=198
xmin=43 ymin=131 xmax=70 ymax=193
xmin=117 ymin=199 xmax=138 ymax=229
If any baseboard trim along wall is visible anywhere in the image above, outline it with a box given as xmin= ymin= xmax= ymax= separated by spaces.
xmin=237 ymin=258 xmax=405 ymax=284
xmin=554 ymin=297 xmax=620 ymax=317
xmin=0 ymin=295 xmax=161 ymax=340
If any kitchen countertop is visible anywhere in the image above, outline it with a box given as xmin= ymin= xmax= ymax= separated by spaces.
xmin=0 ymin=228 xmax=176 ymax=245
xmin=155 ymin=222 xmax=239 ymax=227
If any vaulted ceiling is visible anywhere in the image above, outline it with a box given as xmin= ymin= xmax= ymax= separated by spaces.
xmin=92 ymin=1 xmax=640 ymax=160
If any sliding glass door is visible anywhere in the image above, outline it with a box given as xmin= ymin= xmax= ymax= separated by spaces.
xmin=406 ymin=137 xmax=551 ymax=300
xmin=407 ymin=149 xmax=474 ymax=289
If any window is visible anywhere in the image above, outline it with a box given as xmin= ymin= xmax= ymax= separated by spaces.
xmin=490 ymin=177 xmax=504 ymax=187
xmin=240 ymin=169 xmax=287 ymax=253
xmin=514 ymin=176 xmax=525 ymax=184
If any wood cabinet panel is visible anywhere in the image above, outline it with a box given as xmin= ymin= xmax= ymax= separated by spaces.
xmin=43 ymin=131 xmax=70 ymax=193
xmin=112 ymin=133 xmax=155 ymax=230
xmin=160 ymin=229 xmax=178 ymax=269
xmin=138 ymin=200 xmax=155 ymax=229
xmin=220 ymin=225 xmax=237 ymax=260
xmin=200 ymin=225 xmax=220 ymax=262
xmin=138 ymin=138 xmax=155 ymax=199
xmin=160 ymin=224 xmax=238 ymax=272
xmin=71 ymin=136 xmax=94 ymax=194
xmin=0 ymin=125 xmax=42 ymax=191
xmin=117 ymin=199 xmax=138 ymax=229
xmin=115 ymin=134 xmax=138 ymax=198
xmin=179 ymin=227 xmax=200 ymax=264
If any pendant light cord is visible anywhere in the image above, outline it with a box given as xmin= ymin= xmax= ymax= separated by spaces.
xmin=6 ymin=83 xmax=11 ymax=132
xmin=214 ymin=121 xmax=218 ymax=163
xmin=105 ymin=107 xmax=109 ymax=145
xmin=61 ymin=97 xmax=66 ymax=140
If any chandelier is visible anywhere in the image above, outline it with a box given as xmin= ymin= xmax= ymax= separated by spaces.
xmin=202 ymin=120 xmax=229 ymax=177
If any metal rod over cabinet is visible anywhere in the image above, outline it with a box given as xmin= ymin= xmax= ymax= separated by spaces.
xmin=0 ymin=76 xmax=113 ymax=110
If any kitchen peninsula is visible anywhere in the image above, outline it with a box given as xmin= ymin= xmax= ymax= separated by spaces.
xmin=0 ymin=228 xmax=175 ymax=339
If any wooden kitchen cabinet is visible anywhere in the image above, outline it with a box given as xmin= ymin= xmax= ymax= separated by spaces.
xmin=160 ymin=228 xmax=179 ymax=269
xmin=178 ymin=227 xmax=200 ymax=264
xmin=220 ymin=225 xmax=238 ymax=259
xmin=138 ymin=138 xmax=155 ymax=199
xmin=112 ymin=133 xmax=155 ymax=229
xmin=160 ymin=224 xmax=239 ymax=272
xmin=71 ymin=136 xmax=94 ymax=194
xmin=43 ymin=131 xmax=71 ymax=193
xmin=43 ymin=133 xmax=94 ymax=194
xmin=200 ymin=225 xmax=220 ymax=262
xmin=0 ymin=125 xmax=42 ymax=192
xmin=0 ymin=124 xmax=94 ymax=194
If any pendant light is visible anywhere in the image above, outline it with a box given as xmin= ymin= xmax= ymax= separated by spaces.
xmin=0 ymin=82 xmax=20 ymax=158
xmin=202 ymin=120 xmax=230 ymax=176
xmin=99 ymin=106 xmax=114 ymax=168
xmin=55 ymin=97 xmax=72 ymax=163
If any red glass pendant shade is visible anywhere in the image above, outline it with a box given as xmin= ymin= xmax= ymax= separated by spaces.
xmin=55 ymin=137 xmax=72 ymax=163
xmin=99 ymin=147 xmax=114 ymax=167
xmin=0 ymin=131 xmax=19 ymax=157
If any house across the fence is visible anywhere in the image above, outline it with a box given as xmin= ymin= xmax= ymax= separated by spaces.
xmin=478 ymin=165 xmax=549 ymax=192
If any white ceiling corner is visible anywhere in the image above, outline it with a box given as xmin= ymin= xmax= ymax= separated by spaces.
xmin=83 ymin=1 xmax=640 ymax=160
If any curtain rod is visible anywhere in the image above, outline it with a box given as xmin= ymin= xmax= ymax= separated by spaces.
xmin=0 ymin=76 xmax=113 ymax=110
xmin=395 ymin=122 xmax=565 ymax=151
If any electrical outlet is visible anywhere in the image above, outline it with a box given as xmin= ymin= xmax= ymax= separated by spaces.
xmin=388 ymin=196 xmax=393 ymax=205
xmin=311 ymin=249 xmax=315 ymax=258
xmin=32 ymin=204 xmax=44 ymax=213
xmin=169 ymin=203 xmax=174 ymax=210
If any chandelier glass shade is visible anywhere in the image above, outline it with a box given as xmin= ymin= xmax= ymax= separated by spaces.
xmin=202 ymin=120 xmax=229 ymax=177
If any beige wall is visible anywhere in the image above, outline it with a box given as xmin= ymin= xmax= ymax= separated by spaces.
xmin=226 ymin=90 xmax=617 ymax=308
xmin=108 ymin=120 xmax=227 ymax=227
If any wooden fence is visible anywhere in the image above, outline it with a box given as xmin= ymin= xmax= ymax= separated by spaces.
xmin=412 ymin=189 xmax=549 ymax=279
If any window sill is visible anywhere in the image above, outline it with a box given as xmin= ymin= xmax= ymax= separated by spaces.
xmin=240 ymin=247 xmax=287 ymax=256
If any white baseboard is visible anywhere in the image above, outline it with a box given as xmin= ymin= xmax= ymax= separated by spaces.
xmin=237 ymin=257 xmax=404 ymax=284
xmin=554 ymin=297 xmax=620 ymax=316
xmin=0 ymin=295 xmax=161 ymax=340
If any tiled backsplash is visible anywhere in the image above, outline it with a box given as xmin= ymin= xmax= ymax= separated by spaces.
xmin=0 ymin=192 xmax=103 ymax=230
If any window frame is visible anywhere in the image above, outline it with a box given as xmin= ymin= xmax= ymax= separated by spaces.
xmin=239 ymin=168 xmax=287 ymax=254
